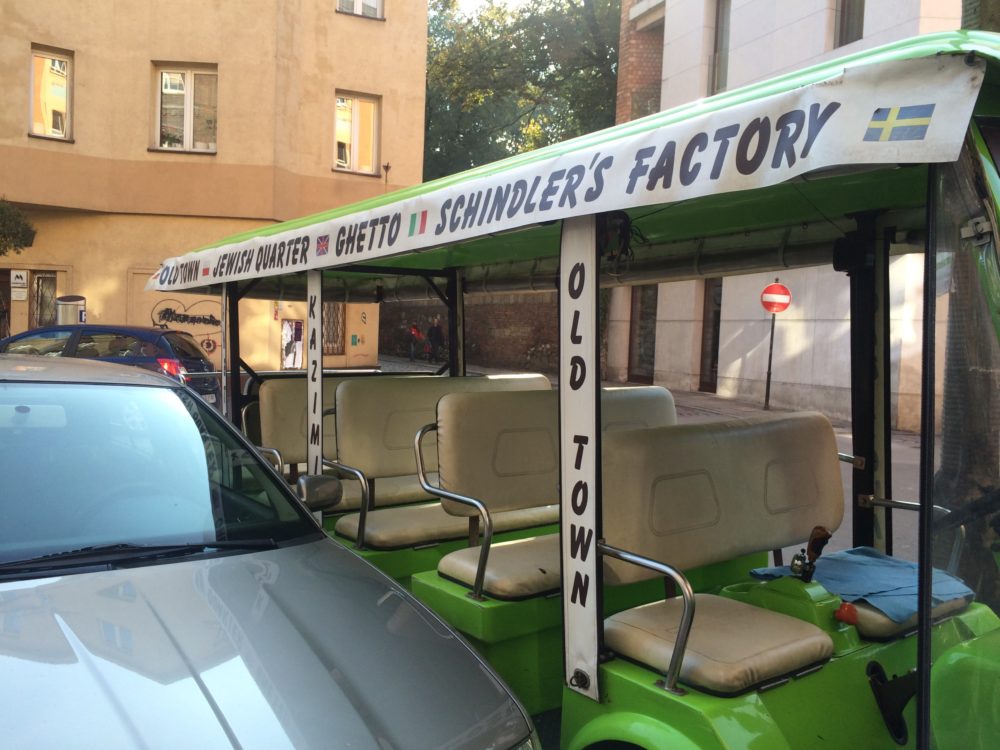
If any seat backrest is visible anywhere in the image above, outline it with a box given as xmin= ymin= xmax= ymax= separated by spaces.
xmin=335 ymin=374 xmax=552 ymax=479
xmin=257 ymin=376 xmax=355 ymax=464
xmin=602 ymin=412 xmax=844 ymax=585
xmin=601 ymin=386 xmax=677 ymax=431
xmin=435 ymin=385 xmax=678 ymax=517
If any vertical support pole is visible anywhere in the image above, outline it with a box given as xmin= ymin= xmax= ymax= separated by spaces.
xmin=848 ymin=215 xmax=878 ymax=549
xmin=764 ymin=312 xmax=776 ymax=410
xmin=225 ymin=281 xmax=242 ymax=427
xmin=307 ymin=270 xmax=324 ymax=487
xmin=559 ymin=216 xmax=602 ymax=702
xmin=916 ymin=164 xmax=939 ymax=750
xmin=219 ymin=284 xmax=229 ymax=421
xmin=446 ymin=270 xmax=466 ymax=376
xmin=873 ymin=227 xmax=894 ymax=554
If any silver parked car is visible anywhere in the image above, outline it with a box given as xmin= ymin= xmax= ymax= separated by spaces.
xmin=0 ymin=355 xmax=538 ymax=749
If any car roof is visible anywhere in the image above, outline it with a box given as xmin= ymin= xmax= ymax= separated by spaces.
xmin=3 ymin=324 xmax=193 ymax=339
xmin=0 ymin=354 xmax=179 ymax=387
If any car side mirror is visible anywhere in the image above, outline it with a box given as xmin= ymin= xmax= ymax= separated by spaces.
xmin=296 ymin=475 xmax=342 ymax=513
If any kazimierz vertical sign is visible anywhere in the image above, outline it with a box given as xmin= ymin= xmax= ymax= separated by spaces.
xmin=560 ymin=216 xmax=601 ymax=701
xmin=306 ymin=271 xmax=323 ymax=485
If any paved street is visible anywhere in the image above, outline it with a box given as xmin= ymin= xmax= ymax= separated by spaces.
xmin=379 ymin=355 xmax=921 ymax=561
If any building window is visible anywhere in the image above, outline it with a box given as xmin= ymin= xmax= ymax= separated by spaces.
xmin=836 ymin=0 xmax=864 ymax=47
xmin=710 ymin=0 xmax=730 ymax=95
xmin=334 ymin=93 xmax=379 ymax=174
xmin=30 ymin=46 xmax=73 ymax=140
xmin=337 ymin=0 xmax=383 ymax=18
xmin=322 ymin=302 xmax=346 ymax=355
xmin=155 ymin=65 xmax=217 ymax=151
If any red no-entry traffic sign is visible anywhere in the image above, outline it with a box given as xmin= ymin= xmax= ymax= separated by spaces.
xmin=761 ymin=282 xmax=792 ymax=313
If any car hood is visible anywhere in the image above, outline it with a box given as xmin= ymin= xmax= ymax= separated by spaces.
xmin=0 ymin=540 xmax=529 ymax=749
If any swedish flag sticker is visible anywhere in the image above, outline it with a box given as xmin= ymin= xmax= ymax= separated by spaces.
xmin=864 ymin=104 xmax=935 ymax=142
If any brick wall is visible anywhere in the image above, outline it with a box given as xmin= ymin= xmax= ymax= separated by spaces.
xmin=615 ymin=2 xmax=665 ymax=124
xmin=376 ymin=293 xmax=560 ymax=373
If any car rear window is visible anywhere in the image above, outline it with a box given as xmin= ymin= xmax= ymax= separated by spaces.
xmin=163 ymin=332 xmax=207 ymax=360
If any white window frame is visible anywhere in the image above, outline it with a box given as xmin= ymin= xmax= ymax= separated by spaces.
xmin=334 ymin=92 xmax=380 ymax=175
xmin=337 ymin=0 xmax=384 ymax=19
xmin=29 ymin=46 xmax=73 ymax=141
xmin=154 ymin=65 xmax=218 ymax=153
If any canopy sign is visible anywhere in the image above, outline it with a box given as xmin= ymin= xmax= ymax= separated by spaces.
xmin=148 ymin=56 xmax=983 ymax=292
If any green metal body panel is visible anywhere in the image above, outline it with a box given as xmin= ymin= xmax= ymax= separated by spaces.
xmin=561 ymin=604 xmax=1000 ymax=750
xmin=322 ymin=521 xmax=558 ymax=590
xmin=931 ymin=628 xmax=1000 ymax=749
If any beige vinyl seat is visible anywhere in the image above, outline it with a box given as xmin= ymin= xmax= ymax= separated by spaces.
xmin=332 ymin=373 xmax=553 ymax=548
xmin=256 ymin=375 xmax=430 ymax=511
xmin=429 ymin=386 xmax=678 ymax=600
xmin=599 ymin=411 xmax=969 ymax=694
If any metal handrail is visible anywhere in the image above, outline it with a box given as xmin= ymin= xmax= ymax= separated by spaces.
xmin=838 ymin=452 xmax=866 ymax=469
xmin=256 ymin=446 xmax=283 ymax=473
xmin=598 ymin=541 xmax=695 ymax=696
xmin=324 ymin=459 xmax=371 ymax=549
xmin=414 ymin=423 xmax=494 ymax=600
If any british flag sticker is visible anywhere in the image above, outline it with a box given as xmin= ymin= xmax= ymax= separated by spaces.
xmin=316 ymin=234 xmax=330 ymax=256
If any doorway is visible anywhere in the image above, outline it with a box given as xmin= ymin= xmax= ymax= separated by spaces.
xmin=627 ymin=284 xmax=657 ymax=384
xmin=699 ymin=278 xmax=723 ymax=392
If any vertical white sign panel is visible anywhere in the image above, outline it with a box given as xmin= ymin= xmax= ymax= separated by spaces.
xmin=559 ymin=215 xmax=601 ymax=701
xmin=306 ymin=271 xmax=323 ymax=478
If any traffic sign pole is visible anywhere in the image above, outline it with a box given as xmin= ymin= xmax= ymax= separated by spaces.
xmin=760 ymin=278 xmax=791 ymax=410
xmin=764 ymin=312 xmax=776 ymax=410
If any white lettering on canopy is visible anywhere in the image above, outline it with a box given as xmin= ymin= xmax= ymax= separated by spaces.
xmin=148 ymin=56 xmax=984 ymax=292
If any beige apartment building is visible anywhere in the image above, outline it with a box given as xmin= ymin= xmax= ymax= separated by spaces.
xmin=613 ymin=0 xmax=961 ymax=429
xmin=0 ymin=0 xmax=428 ymax=369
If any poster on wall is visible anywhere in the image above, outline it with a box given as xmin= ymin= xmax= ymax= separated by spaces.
xmin=281 ymin=319 xmax=303 ymax=369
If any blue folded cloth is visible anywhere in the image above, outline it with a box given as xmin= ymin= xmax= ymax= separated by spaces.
xmin=751 ymin=546 xmax=974 ymax=623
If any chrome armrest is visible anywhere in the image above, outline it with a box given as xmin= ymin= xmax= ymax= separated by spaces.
xmin=415 ymin=423 xmax=494 ymax=600
xmin=598 ymin=541 xmax=695 ymax=696
xmin=324 ymin=459 xmax=371 ymax=549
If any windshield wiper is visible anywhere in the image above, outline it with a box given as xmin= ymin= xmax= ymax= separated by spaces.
xmin=0 ymin=539 xmax=279 ymax=573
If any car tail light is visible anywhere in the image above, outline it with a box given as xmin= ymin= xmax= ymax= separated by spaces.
xmin=157 ymin=357 xmax=188 ymax=382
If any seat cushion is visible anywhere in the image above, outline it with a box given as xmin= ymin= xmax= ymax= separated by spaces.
xmin=604 ymin=594 xmax=834 ymax=695
xmin=853 ymin=596 xmax=971 ymax=639
xmin=334 ymin=503 xmax=558 ymax=549
xmin=438 ymin=535 xmax=561 ymax=599
xmin=329 ymin=473 xmax=437 ymax=512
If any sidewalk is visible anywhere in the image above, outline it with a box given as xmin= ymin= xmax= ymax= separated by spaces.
xmin=379 ymin=354 xmax=793 ymax=424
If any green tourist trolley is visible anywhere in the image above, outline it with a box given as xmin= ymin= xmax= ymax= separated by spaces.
xmin=150 ymin=32 xmax=1000 ymax=749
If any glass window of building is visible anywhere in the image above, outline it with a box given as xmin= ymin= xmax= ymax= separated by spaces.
xmin=836 ymin=0 xmax=865 ymax=47
xmin=337 ymin=0 xmax=383 ymax=18
xmin=334 ymin=93 xmax=379 ymax=174
xmin=155 ymin=65 xmax=218 ymax=152
xmin=30 ymin=47 xmax=73 ymax=140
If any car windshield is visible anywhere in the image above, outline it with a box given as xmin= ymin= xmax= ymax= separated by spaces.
xmin=0 ymin=382 xmax=316 ymax=565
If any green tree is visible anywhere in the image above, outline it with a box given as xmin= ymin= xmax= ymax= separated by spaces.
xmin=0 ymin=199 xmax=35 ymax=256
xmin=424 ymin=0 xmax=620 ymax=181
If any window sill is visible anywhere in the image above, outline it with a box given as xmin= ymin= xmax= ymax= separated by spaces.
xmin=332 ymin=167 xmax=381 ymax=178
xmin=28 ymin=133 xmax=74 ymax=144
xmin=148 ymin=147 xmax=217 ymax=155
xmin=334 ymin=10 xmax=386 ymax=21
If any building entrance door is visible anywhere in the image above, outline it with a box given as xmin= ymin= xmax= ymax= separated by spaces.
xmin=0 ymin=270 xmax=9 ymax=338
xmin=699 ymin=278 xmax=723 ymax=392
xmin=627 ymin=284 xmax=657 ymax=384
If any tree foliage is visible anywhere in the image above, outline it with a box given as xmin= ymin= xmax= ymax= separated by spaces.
xmin=0 ymin=199 xmax=35 ymax=256
xmin=424 ymin=0 xmax=620 ymax=181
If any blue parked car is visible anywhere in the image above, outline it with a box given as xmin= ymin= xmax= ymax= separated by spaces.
xmin=0 ymin=324 xmax=220 ymax=404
